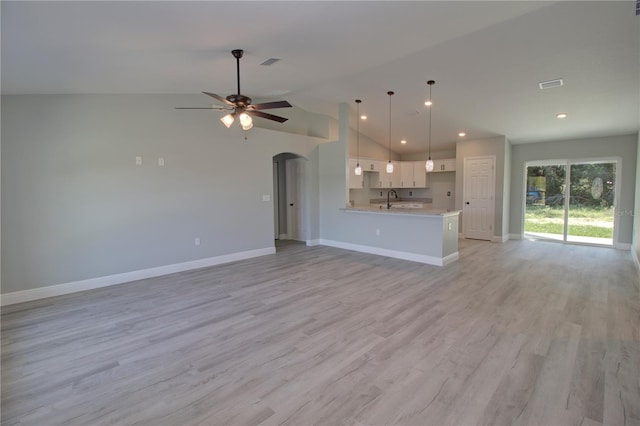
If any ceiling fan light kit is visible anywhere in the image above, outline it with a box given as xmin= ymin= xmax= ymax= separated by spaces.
xmin=176 ymin=49 xmax=292 ymax=131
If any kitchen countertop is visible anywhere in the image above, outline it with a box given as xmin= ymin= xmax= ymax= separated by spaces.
xmin=341 ymin=205 xmax=461 ymax=217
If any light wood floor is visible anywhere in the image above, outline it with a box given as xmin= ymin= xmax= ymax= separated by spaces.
xmin=2 ymin=239 xmax=639 ymax=426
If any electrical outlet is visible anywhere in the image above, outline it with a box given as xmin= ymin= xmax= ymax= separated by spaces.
xmin=194 ymin=237 xmax=201 ymax=246
xmin=135 ymin=156 xmax=142 ymax=166
xmin=158 ymin=157 xmax=165 ymax=166
xmin=262 ymin=194 xmax=271 ymax=202
xmin=380 ymin=191 xmax=383 ymax=196
xmin=448 ymin=223 xmax=452 ymax=231
xmin=409 ymin=191 xmax=413 ymax=196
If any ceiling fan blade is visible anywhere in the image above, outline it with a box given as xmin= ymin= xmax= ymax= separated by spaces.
xmin=249 ymin=110 xmax=289 ymax=123
xmin=250 ymin=100 xmax=292 ymax=110
xmin=202 ymin=92 xmax=234 ymax=106
xmin=175 ymin=107 xmax=229 ymax=110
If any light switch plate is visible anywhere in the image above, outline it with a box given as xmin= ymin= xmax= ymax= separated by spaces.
xmin=135 ymin=156 xmax=142 ymax=166
xmin=262 ymin=195 xmax=271 ymax=202
xmin=158 ymin=157 xmax=165 ymax=166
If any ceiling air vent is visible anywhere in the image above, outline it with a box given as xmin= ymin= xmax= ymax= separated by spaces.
xmin=260 ymin=58 xmax=281 ymax=66
xmin=538 ymin=79 xmax=564 ymax=90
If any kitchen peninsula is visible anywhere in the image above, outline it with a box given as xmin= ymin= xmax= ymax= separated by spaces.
xmin=335 ymin=201 xmax=461 ymax=266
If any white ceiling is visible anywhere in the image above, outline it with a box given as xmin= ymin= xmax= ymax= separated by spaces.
xmin=2 ymin=1 xmax=639 ymax=153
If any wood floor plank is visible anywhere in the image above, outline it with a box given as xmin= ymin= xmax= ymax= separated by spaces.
xmin=1 ymin=239 xmax=638 ymax=425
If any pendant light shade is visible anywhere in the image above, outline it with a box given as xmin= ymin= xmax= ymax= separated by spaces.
xmin=426 ymin=159 xmax=434 ymax=172
xmin=354 ymin=99 xmax=362 ymax=176
xmin=425 ymin=80 xmax=435 ymax=172
xmin=386 ymin=91 xmax=394 ymax=174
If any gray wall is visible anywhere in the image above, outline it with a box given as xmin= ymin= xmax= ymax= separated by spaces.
xmin=455 ymin=136 xmax=509 ymax=238
xmin=1 ymin=94 xmax=325 ymax=294
xmin=509 ymin=134 xmax=638 ymax=244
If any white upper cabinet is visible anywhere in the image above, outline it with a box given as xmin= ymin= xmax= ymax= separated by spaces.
xmin=413 ymin=160 xmax=429 ymax=187
xmin=400 ymin=162 xmax=414 ymax=188
xmin=429 ymin=158 xmax=456 ymax=173
xmin=399 ymin=161 xmax=429 ymax=188
xmin=350 ymin=158 xmax=434 ymax=188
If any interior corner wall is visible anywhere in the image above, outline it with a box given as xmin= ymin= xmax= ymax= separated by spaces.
xmin=502 ymin=140 xmax=512 ymax=237
xmin=455 ymin=136 xmax=508 ymax=238
xmin=633 ymin=131 xmax=640 ymax=262
xmin=509 ymin=134 xmax=638 ymax=244
xmin=1 ymin=94 xmax=324 ymax=295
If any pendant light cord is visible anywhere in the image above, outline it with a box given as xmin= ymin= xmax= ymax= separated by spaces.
xmin=387 ymin=91 xmax=394 ymax=162
xmin=427 ymin=80 xmax=435 ymax=160
xmin=428 ymin=86 xmax=432 ymax=159
xmin=355 ymin=100 xmax=361 ymax=162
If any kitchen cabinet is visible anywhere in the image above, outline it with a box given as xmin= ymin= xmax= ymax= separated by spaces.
xmin=429 ymin=158 xmax=456 ymax=173
xmin=361 ymin=160 xmax=383 ymax=173
xmin=348 ymin=158 xmax=364 ymax=189
xmin=400 ymin=161 xmax=429 ymax=188
xmin=368 ymin=161 xmax=398 ymax=188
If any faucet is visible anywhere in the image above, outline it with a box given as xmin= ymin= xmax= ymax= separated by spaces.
xmin=387 ymin=189 xmax=398 ymax=209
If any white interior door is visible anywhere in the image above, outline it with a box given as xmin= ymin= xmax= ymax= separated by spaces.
xmin=463 ymin=156 xmax=495 ymax=241
xmin=285 ymin=158 xmax=304 ymax=242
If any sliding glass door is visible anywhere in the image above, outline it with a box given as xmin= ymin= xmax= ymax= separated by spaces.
xmin=567 ymin=162 xmax=615 ymax=245
xmin=524 ymin=159 xmax=618 ymax=247
xmin=524 ymin=164 xmax=567 ymax=241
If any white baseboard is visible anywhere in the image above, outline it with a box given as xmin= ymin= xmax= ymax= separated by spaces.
xmin=509 ymin=233 xmax=523 ymax=240
xmin=306 ymin=239 xmax=321 ymax=246
xmin=442 ymin=251 xmax=459 ymax=266
xmin=278 ymin=234 xmax=288 ymax=240
xmin=491 ymin=235 xmax=510 ymax=243
xmin=318 ymin=239 xmax=453 ymax=266
xmin=0 ymin=247 xmax=275 ymax=306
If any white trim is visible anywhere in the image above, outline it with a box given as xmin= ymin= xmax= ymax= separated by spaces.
xmin=442 ymin=251 xmax=459 ymax=266
xmin=632 ymin=248 xmax=640 ymax=288
xmin=306 ymin=239 xmax=321 ymax=246
xmin=318 ymin=239 xmax=454 ymax=266
xmin=492 ymin=235 xmax=510 ymax=243
xmin=615 ymin=243 xmax=631 ymax=251
xmin=509 ymin=233 xmax=523 ymax=240
xmin=0 ymin=247 xmax=275 ymax=306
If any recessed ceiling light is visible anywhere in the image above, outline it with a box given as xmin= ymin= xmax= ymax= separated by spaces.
xmin=401 ymin=140 xmax=407 ymax=144
xmin=458 ymin=132 xmax=466 ymax=137
xmin=539 ymin=79 xmax=563 ymax=90
xmin=360 ymin=115 xmax=367 ymax=120
xmin=424 ymin=100 xmax=433 ymax=106
xmin=556 ymin=112 xmax=568 ymax=119
xmin=260 ymin=58 xmax=281 ymax=66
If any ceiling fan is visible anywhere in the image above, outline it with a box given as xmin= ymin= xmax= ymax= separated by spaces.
xmin=176 ymin=49 xmax=292 ymax=130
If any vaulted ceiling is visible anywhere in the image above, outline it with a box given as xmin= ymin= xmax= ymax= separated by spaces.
xmin=2 ymin=1 xmax=638 ymax=153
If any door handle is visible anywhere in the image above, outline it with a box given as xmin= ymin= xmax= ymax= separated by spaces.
xmin=290 ymin=203 xmax=294 ymax=206
xmin=466 ymin=202 xmax=470 ymax=205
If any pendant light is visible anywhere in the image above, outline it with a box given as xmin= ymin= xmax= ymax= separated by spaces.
xmin=354 ymin=99 xmax=362 ymax=176
xmin=425 ymin=80 xmax=435 ymax=172
xmin=386 ymin=91 xmax=394 ymax=174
